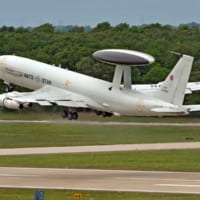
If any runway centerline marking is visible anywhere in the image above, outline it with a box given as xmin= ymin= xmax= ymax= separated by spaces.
xmin=0 ymin=174 xmax=38 ymax=177
xmin=117 ymin=177 xmax=200 ymax=182
xmin=158 ymin=184 xmax=200 ymax=188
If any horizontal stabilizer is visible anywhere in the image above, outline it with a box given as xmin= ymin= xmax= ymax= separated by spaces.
xmin=187 ymin=82 xmax=200 ymax=92
xmin=183 ymin=105 xmax=200 ymax=112
xmin=151 ymin=107 xmax=184 ymax=113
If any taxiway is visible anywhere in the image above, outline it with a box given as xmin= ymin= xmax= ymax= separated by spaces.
xmin=0 ymin=119 xmax=199 ymax=194
xmin=0 ymin=119 xmax=200 ymax=126
xmin=0 ymin=142 xmax=200 ymax=156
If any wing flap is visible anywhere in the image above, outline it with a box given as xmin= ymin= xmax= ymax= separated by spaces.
xmin=53 ymin=100 xmax=87 ymax=108
xmin=36 ymin=101 xmax=52 ymax=106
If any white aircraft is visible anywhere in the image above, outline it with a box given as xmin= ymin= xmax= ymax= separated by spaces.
xmin=0 ymin=49 xmax=200 ymax=120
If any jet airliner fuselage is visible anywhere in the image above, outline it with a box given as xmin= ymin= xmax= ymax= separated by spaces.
xmin=0 ymin=55 xmax=187 ymax=117
xmin=0 ymin=49 xmax=199 ymax=119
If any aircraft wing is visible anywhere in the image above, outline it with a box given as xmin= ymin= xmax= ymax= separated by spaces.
xmin=7 ymin=85 xmax=89 ymax=108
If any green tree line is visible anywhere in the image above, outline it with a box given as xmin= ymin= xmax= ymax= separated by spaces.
xmin=0 ymin=22 xmax=199 ymax=104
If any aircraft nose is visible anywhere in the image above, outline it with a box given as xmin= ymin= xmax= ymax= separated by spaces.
xmin=0 ymin=55 xmax=9 ymax=69
xmin=0 ymin=56 xmax=4 ymax=67
xmin=0 ymin=55 xmax=7 ymax=65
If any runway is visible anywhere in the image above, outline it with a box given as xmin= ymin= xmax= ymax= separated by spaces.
xmin=1 ymin=142 xmax=200 ymax=156
xmin=0 ymin=120 xmax=199 ymax=194
xmin=0 ymin=119 xmax=200 ymax=126
xmin=0 ymin=167 xmax=200 ymax=194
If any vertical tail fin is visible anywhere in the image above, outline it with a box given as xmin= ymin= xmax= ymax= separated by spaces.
xmin=155 ymin=55 xmax=194 ymax=105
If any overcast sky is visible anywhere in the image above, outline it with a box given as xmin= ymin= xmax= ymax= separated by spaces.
xmin=0 ymin=0 xmax=199 ymax=27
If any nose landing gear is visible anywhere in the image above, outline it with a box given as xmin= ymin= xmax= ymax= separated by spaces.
xmin=4 ymin=82 xmax=13 ymax=92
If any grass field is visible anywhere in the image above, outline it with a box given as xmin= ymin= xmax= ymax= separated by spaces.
xmin=1 ymin=189 xmax=200 ymax=200
xmin=0 ymin=150 xmax=200 ymax=172
xmin=0 ymin=123 xmax=200 ymax=148
xmin=0 ymin=113 xmax=200 ymax=199
xmin=0 ymin=110 xmax=200 ymax=122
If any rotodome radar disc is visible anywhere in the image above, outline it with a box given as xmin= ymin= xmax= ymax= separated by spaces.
xmin=93 ymin=49 xmax=155 ymax=66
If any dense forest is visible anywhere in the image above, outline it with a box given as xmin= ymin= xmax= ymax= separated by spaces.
xmin=0 ymin=22 xmax=199 ymax=104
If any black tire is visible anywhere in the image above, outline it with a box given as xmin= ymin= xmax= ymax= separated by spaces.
xmin=5 ymin=86 xmax=13 ymax=92
xmin=67 ymin=112 xmax=73 ymax=120
xmin=102 ymin=112 xmax=108 ymax=117
xmin=96 ymin=111 xmax=102 ymax=116
xmin=72 ymin=112 xmax=78 ymax=120
xmin=61 ymin=110 xmax=68 ymax=118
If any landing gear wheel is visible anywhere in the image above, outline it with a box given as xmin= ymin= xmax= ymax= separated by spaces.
xmin=96 ymin=111 xmax=102 ymax=116
xmin=5 ymin=85 xmax=13 ymax=92
xmin=61 ymin=110 xmax=68 ymax=118
xmin=61 ymin=110 xmax=79 ymax=120
xmin=67 ymin=112 xmax=78 ymax=120
xmin=72 ymin=112 xmax=78 ymax=120
xmin=67 ymin=112 xmax=73 ymax=120
xmin=102 ymin=112 xmax=108 ymax=117
xmin=101 ymin=112 xmax=113 ymax=118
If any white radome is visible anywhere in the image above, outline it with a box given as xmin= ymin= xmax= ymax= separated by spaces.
xmin=93 ymin=49 xmax=155 ymax=66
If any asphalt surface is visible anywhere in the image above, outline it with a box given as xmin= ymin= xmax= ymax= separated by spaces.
xmin=0 ymin=142 xmax=200 ymax=156
xmin=0 ymin=167 xmax=200 ymax=194
xmin=0 ymin=119 xmax=200 ymax=126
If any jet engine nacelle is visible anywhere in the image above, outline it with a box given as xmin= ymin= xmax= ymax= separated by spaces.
xmin=0 ymin=97 xmax=23 ymax=110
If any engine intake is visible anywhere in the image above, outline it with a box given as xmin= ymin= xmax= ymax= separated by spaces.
xmin=0 ymin=97 xmax=23 ymax=110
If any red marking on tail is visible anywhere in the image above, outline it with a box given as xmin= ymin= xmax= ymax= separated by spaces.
xmin=170 ymin=74 xmax=174 ymax=81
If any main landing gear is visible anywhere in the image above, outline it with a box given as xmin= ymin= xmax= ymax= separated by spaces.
xmin=61 ymin=109 xmax=112 ymax=120
xmin=96 ymin=111 xmax=113 ymax=117
xmin=61 ymin=110 xmax=79 ymax=120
